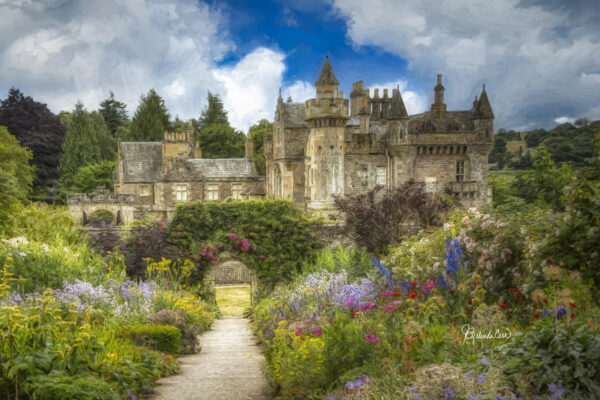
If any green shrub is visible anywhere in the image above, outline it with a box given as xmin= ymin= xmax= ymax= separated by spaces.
xmin=25 ymin=373 xmax=120 ymax=400
xmin=169 ymin=199 xmax=322 ymax=288
xmin=123 ymin=324 xmax=183 ymax=354
xmin=501 ymin=319 xmax=600 ymax=397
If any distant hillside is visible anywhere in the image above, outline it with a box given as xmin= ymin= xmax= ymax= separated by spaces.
xmin=490 ymin=120 xmax=600 ymax=169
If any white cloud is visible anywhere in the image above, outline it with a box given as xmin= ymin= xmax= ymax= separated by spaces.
xmin=283 ymin=80 xmax=314 ymax=103
xmin=554 ymin=116 xmax=574 ymax=125
xmin=0 ymin=0 xmax=297 ymax=132
xmin=212 ymin=48 xmax=286 ymax=131
xmin=331 ymin=0 xmax=600 ymax=128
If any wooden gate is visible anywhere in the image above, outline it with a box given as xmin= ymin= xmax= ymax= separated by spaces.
xmin=209 ymin=260 xmax=251 ymax=285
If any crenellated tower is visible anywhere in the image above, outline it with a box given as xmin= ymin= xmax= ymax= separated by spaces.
xmin=304 ymin=56 xmax=349 ymax=211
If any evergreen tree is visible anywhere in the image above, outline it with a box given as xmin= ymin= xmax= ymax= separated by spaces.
xmin=0 ymin=88 xmax=65 ymax=196
xmin=248 ymin=119 xmax=273 ymax=175
xmin=129 ymin=89 xmax=171 ymax=141
xmin=199 ymin=91 xmax=228 ymax=127
xmin=58 ymin=102 xmax=115 ymax=198
xmin=99 ymin=91 xmax=129 ymax=138
xmin=196 ymin=92 xmax=244 ymax=158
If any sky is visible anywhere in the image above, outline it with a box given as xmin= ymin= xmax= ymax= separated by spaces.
xmin=1 ymin=0 xmax=599 ymax=132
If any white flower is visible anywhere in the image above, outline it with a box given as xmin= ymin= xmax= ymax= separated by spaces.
xmin=462 ymin=216 xmax=470 ymax=224
xmin=468 ymin=207 xmax=477 ymax=214
xmin=443 ymin=223 xmax=451 ymax=231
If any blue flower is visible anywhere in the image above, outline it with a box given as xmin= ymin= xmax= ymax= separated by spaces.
xmin=439 ymin=276 xmax=450 ymax=291
xmin=547 ymin=382 xmax=565 ymax=398
xmin=556 ymin=306 xmax=567 ymax=320
xmin=408 ymin=386 xmax=417 ymax=393
xmin=469 ymin=395 xmax=477 ymax=400
xmin=477 ymin=374 xmax=487 ymax=384
xmin=464 ymin=371 xmax=473 ymax=378
xmin=372 ymin=257 xmax=391 ymax=277
xmin=542 ymin=308 xmax=555 ymax=318
xmin=444 ymin=387 xmax=456 ymax=399
xmin=481 ymin=356 xmax=489 ymax=366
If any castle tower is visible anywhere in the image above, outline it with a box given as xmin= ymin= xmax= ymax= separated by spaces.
xmin=161 ymin=126 xmax=194 ymax=172
xmin=305 ymin=56 xmax=349 ymax=211
xmin=470 ymin=84 xmax=494 ymax=204
xmin=387 ymin=86 xmax=409 ymax=144
xmin=431 ymin=74 xmax=447 ymax=116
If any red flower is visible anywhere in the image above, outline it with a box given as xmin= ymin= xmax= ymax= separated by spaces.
xmin=468 ymin=298 xmax=473 ymax=305
xmin=534 ymin=313 xmax=540 ymax=318
xmin=570 ymin=303 xmax=576 ymax=308
xmin=499 ymin=303 xmax=508 ymax=309
xmin=449 ymin=289 xmax=455 ymax=294
xmin=571 ymin=313 xmax=576 ymax=318
xmin=465 ymin=308 xmax=471 ymax=314
xmin=409 ymin=281 xmax=418 ymax=286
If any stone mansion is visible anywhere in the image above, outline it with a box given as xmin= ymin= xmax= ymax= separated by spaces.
xmin=67 ymin=57 xmax=493 ymax=225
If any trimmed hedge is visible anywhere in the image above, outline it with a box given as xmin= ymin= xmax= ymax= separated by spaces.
xmin=124 ymin=324 xmax=183 ymax=354
xmin=168 ymin=199 xmax=323 ymax=288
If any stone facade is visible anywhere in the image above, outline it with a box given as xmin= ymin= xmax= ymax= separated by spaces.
xmin=265 ymin=57 xmax=494 ymax=212
xmin=68 ymin=128 xmax=264 ymax=225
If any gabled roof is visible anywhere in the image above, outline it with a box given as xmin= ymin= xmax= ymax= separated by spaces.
xmin=187 ymin=158 xmax=256 ymax=178
xmin=120 ymin=142 xmax=162 ymax=183
xmin=390 ymin=88 xmax=408 ymax=119
xmin=315 ymin=56 xmax=339 ymax=86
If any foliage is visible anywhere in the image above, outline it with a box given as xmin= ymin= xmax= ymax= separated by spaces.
xmin=248 ymin=119 xmax=273 ymax=175
xmin=124 ymin=324 xmax=183 ymax=354
xmin=121 ymin=219 xmax=182 ymax=279
xmin=58 ymin=102 xmax=116 ymax=201
xmin=169 ymin=199 xmax=323 ymax=289
xmin=99 ymin=91 xmax=129 ymax=138
xmin=488 ymin=135 xmax=507 ymax=168
xmin=63 ymin=160 xmax=116 ymax=195
xmin=199 ymin=91 xmax=229 ymax=126
xmin=501 ymin=319 xmax=600 ymax=397
xmin=196 ymin=91 xmax=245 ymax=158
xmin=334 ymin=181 xmax=451 ymax=254
xmin=0 ymin=88 xmax=65 ymax=191
xmin=129 ymin=89 xmax=171 ymax=141
xmin=0 ymin=126 xmax=35 ymax=226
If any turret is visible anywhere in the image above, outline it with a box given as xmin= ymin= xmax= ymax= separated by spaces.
xmin=315 ymin=56 xmax=339 ymax=100
xmin=387 ymin=86 xmax=409 ymax=144
xmin=472 ymin=84 xmax=494 ymax=143
xmin=472 ymin=85 xmax=494 ymax=119
xmin=389 ymin=87 xmax=408 ymax=119
xmin=350 ymin=80 xmax=368 ymax=116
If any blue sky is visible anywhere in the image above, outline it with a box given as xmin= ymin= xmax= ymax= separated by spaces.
xmin=1 ymin=0 xmax=599 ymax=131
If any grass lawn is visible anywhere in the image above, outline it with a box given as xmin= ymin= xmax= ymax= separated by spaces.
xmin=215 ymin=285 xmax=251 ymax=316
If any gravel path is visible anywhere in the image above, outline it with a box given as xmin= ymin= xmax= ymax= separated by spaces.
xmin=147 ymin=317 xmax=271 ymax=400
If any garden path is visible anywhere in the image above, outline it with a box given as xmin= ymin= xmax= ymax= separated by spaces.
xmin=147 ymin=285 xmax=271 ymax=400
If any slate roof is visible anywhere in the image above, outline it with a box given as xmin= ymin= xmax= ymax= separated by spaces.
xmin=315 ymin=56 xmax=339 ymax=86
xmin=283 ymin=103 xmax=308 ymax=128
xmin=120 ymin=142 xmax=162 ymax=183
xmin=408 ymin=111 xmax=475 ymax=133
xmin=187 ymin=158 xmax=257 ymax=178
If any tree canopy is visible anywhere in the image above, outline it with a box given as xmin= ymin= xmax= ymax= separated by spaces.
xmin=248 ymin=119 xmax=273 ymax=175
xmin=0 ymin=88 xmax=65 ymax=194
xmin=129 ymin=89 xmax=171 ymax=141
xmin=0 ymin=126 xmax=35 ymax=221
xmin=99 ymin=91 xmax=129 ymax=138
xmin=196 ymin=92 xmax=245 ymax=158
xmin=58 ymin=102 xmax=115 ymax=199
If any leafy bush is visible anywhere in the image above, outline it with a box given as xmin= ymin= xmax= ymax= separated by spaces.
xmin=501 ymin=319 xmax=600 ymax=397
xmin=62 ymin=160 xmax=116 ymax=194
xmin=25 ymin=373 xmax=120 ymax=400
xmin=121 ymin=218 xmax=182 ymax=279
xmin=169 ymin=199 xmax=322 ymax=288
xmin=123 ymin=324 xmax=183 ymax=354
xmin=334 ymin=181 xmax=451 ymax=254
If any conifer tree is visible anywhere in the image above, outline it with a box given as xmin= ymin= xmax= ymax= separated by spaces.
xmin=99 ymin=91 xmax=129 ymax=138
xmin=248 ymin=119 xmax=273 ymax=175
xmin=58 ymin=102 xmax=115 ymax=197
xmin=129 ymin=89 xmax=171 ymax=141
xmin=196 ymin=92 xmax=244 ymax=158
xmin=0 ymin=126 xmax=35 ymax=216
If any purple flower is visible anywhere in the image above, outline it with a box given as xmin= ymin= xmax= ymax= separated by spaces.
xmin=444 ymin=387 xmax=456 ymax=399
xmin=477 ymin=374 xmax=487 ymax=384
xmin=408 ymin=386 xmax=417 ymax=393
xmin=548 ymin=382 xmax=565 ymax=398
xmin=469 ymin=395 xmax=477 ymax=400
xmin=481 ymin=356 xmax=489 ymax=366
xmin=464 ymin=371 xmax=473 ymax=378
xmin=556 ymin=306 xmax=567 ymax=320
xmin=126 ymin=390 xmax=136 ymax=400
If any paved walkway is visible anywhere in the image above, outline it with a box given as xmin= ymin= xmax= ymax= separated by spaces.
xmin=147 ymin=317 xmax=271 ymax=400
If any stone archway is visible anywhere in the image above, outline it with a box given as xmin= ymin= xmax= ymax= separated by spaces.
xmin=67 ymin=187 xmax=136 ymax=226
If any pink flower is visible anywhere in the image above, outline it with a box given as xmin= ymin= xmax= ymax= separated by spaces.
xmin=295 ymin=328 xmax=302 ymax=336
xmin=422 ymin=280 xmax=436 ymax=293
xmin=277 ymin=259 xmax=281 ymax=263
xmin=207 ymin=252 xmax=213 ymax=258
xmin=345 ymin=299 xmax=354 ymax=306
xmin=176 ymin=232 xmax=181 ymax=237
xmin=381 ymin=291 xmax=393 ymax=296
xmin=312 ymin=327 xmax=322 ymax=336
xmin=228 ymin=233 xmax=238 ymax=240
xmin=365 ymin=334 xmax=381 ymax=343
xmin=258 ymin=255 xmax=266 ymax=259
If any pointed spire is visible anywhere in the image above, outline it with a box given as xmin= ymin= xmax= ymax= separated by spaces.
xmin=390 ymin=88 xmax=408 ymax=119
xmin=473 ymin=84 xmax=494 ymax=119
xmin=315 ymin=55 xmax=339 ymax=86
